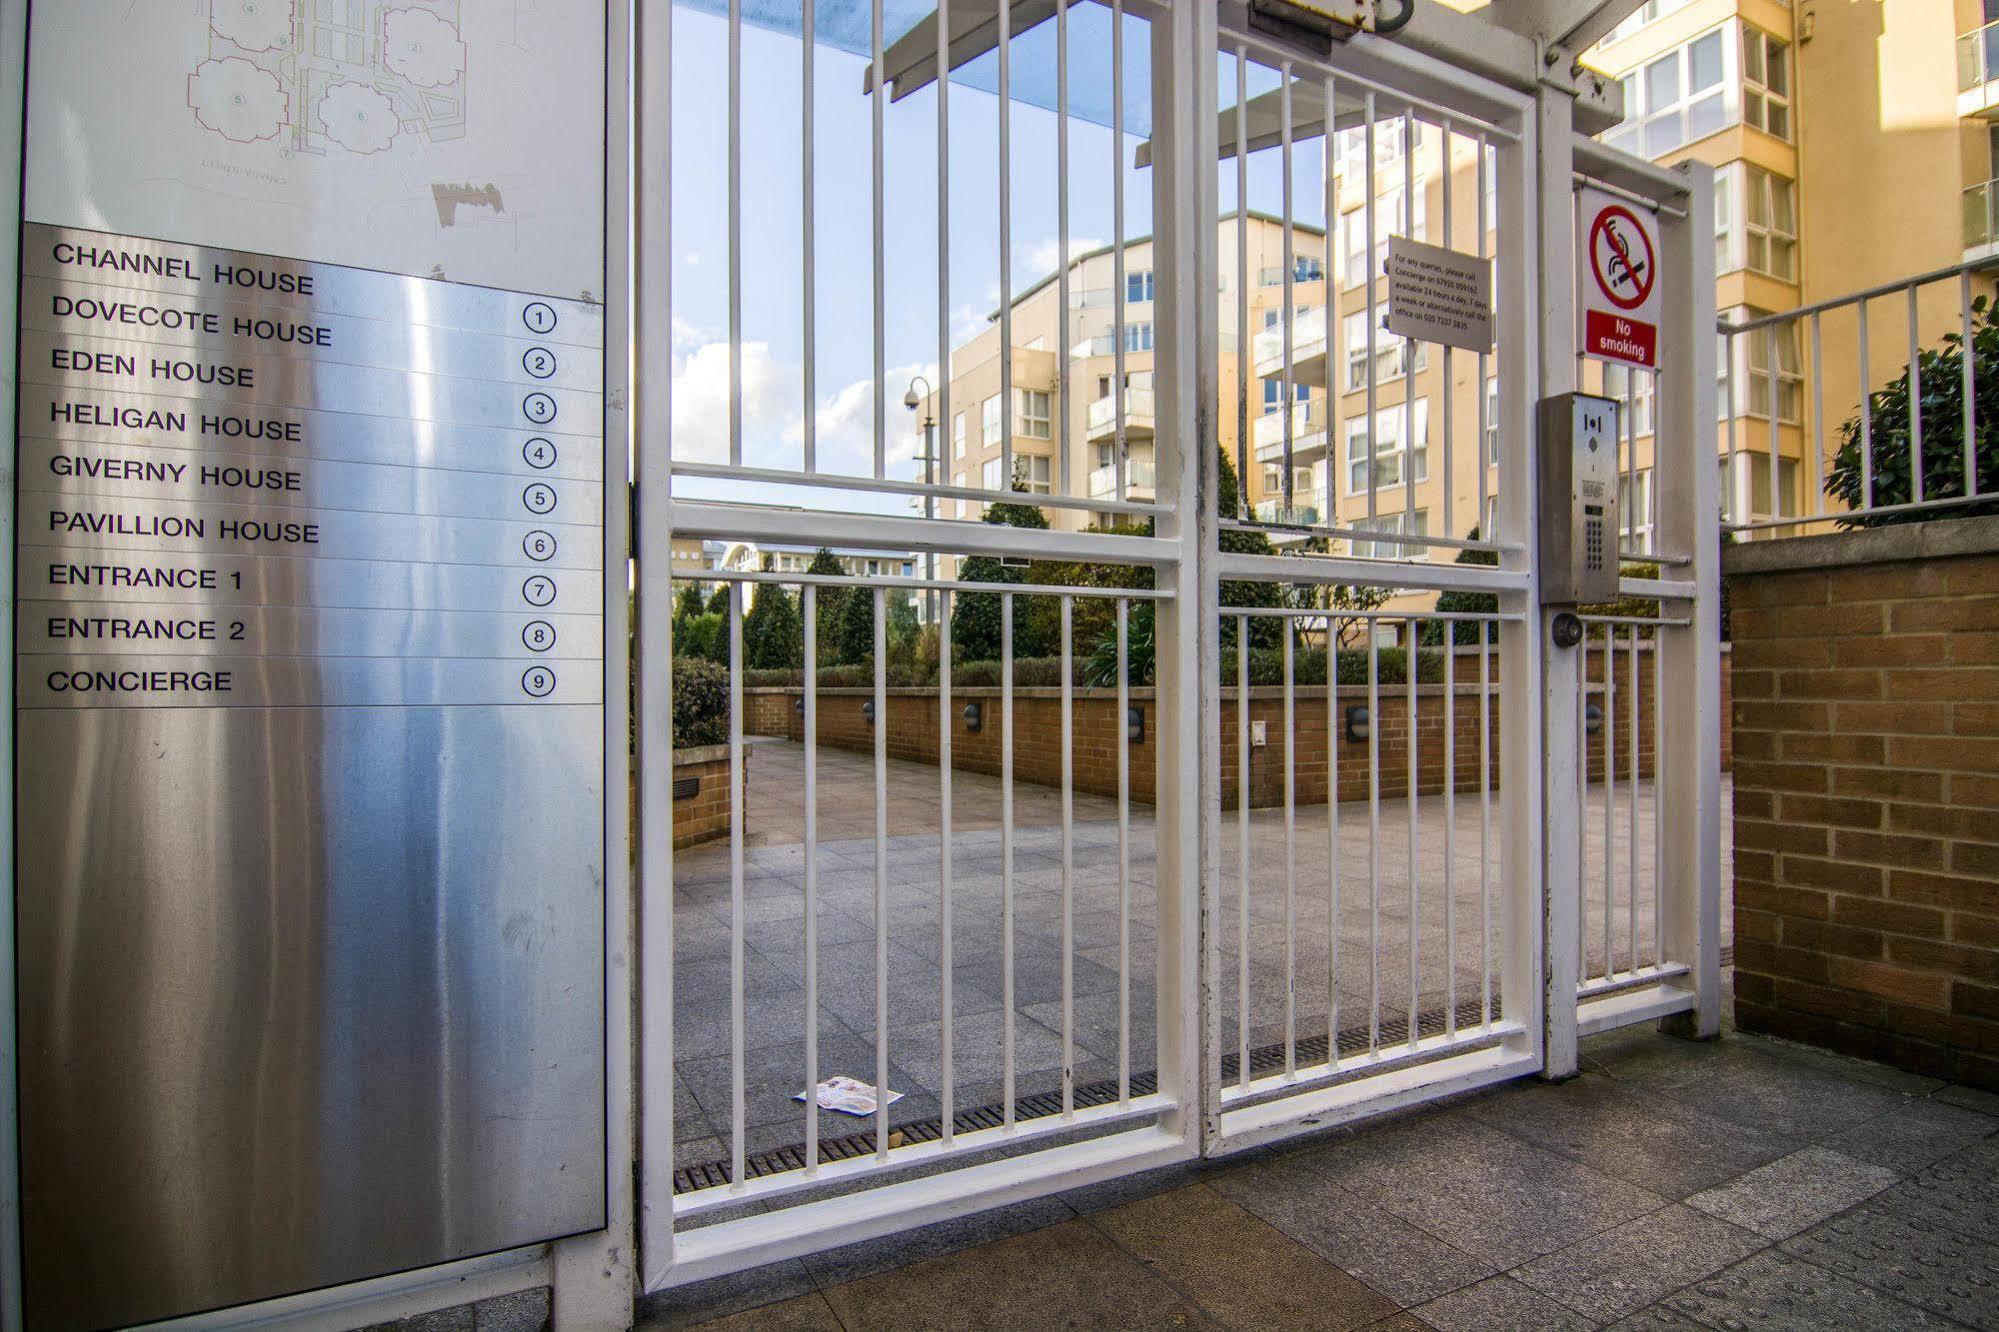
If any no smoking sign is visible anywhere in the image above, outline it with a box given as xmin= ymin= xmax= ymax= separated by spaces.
xmin=1580 ymin=186 xmax=1661 ymax=369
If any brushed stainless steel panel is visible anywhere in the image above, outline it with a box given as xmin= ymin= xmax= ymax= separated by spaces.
xmin=20 ymin=552 xmax=606 ymax=614
xmin=19 ymin=653 xmax=605 ymax=708
xmin=16 ymin=704 xmax=607 ymax=1330
xmin=21 ymin=384 xmax=606 ymax=481
xmin=21 ymin=493 xmax=606 ymax=570
xmin=20 ymin=437 xmax=607 ymax=523
xmin=24 ymin=225 xmax=607 ymax=348
xmin=20 ymin=602 xmax=604 ymax=660
xmin=22 ymin=275 xmax=607 ymax=390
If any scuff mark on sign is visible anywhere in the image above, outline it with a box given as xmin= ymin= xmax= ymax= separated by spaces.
xmin=432 ymin=181 xmax=504 ymax=227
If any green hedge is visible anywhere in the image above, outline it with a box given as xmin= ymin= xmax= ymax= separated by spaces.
xmin=738 ymin=647 xmax=1471 ymax=691
xmin=672 ymin=656 xmax=729 ymax=748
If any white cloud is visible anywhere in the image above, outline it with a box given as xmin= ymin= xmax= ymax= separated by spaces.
xmin=668 ymin=338 xmax=790 ymax=465
xmin=785 ymin=360 xmax=938 ymax=480
xmin=1023 ymin=234 xmax=1104 ymax=285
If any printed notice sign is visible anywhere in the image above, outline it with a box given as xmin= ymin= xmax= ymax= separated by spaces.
xmin=1580 ymin=187 xmax=1662 ymax=369
xmin=1384 ymin=235 xmax=1492 ymax=353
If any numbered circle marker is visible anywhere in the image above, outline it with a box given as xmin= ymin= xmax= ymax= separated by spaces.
xmin=521 ymin=665 xmax=557 ymax=698
xmin=523 ymin=301 xmax=558 ymax=335
xmin=523 ymin=391 xmax=557 ymax=425
xmin=523 ymin=482 xmax=558 ymax=515
xmin=522 ymin=620 xmax=558 ymax=652
xmin=523 ymin=437 xmax=557 ymax=470
xmin=523 ymin=530 xmax=558 ymax=562
xmin=523 ymin=346 xmax=557 ymax=379
xmin=522 ymin=575 xmax=557 ymax=607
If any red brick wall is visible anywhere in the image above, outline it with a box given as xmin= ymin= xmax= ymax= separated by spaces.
xmin=739 ymin=643 xmax=1715 ymax=809
xmin=671 ymin=747 xmax=739 ymax=849
xmin=1729 ymin=518 xmax=1999 ymax=1089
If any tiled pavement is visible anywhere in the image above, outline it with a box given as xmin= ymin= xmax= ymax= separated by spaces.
xmin=640 ymin=1028 xmax=1999 ymax=1331
xmin=672 ymin=740 xmax=1734 ymax=1166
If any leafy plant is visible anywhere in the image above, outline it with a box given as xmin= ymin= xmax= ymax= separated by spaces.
xmin=670 ymin=656 xmax=729 ymax=748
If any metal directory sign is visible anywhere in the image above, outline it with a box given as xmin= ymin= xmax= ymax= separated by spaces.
xmin=13 ymin=4 xmax=611 ymax=1327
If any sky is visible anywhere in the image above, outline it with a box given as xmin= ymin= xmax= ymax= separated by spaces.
xmin=664 ymin=0 xmax=1323 ymax=516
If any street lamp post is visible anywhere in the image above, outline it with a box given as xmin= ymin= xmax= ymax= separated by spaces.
xmin=903 ymin=376 xmax=938 ymax=626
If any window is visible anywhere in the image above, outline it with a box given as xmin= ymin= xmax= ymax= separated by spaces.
xmin=1724 ymin=453 xmax=1800 ymax=518
xmin=1602 ymin=28 xmax=1725 ymax=158
xmin=1015 ymin=388 xmax=1051 ymax=439
xmin=1619 ymin=468 xmax=1654 ymax=553
xmin=1342 ymin=309 xmax=1424 ymax=392
xmin=1603 ymin=363 xmax=1656 ymax=438
xmin=1350 ymin=508 xmax=1429 ymax=560
xmin=1336 ymin=117 xmax=1424 ymax=178
xmin=1731 ymin=307 xmax=1802 ymax=423
xmin=1741 ymin=28 xmax=1791 ymax=140
xmin=1018 ymin=454 xmax=1053 ymax=494
xmin=1344 ymin=399 xmax=1430 ymax=493
xmin=1259 ymin=256 xmax=1325 ymax=286
xmin=1602 ymin=0 xmax=1693 ymax=46
xmin=982 ymin=457 xmax=1004 ymax=490
xmin=1123 ymin=322 xmax=1154 ymax=353
xmin=1262 ymin=378 xmax=1311 ymax=414
xmin=952 ymin=411 xmax=967 ymax=459
xmin=981 ymin=394 xmax=1001 ymax=444
xmin=1340 ymin=185 xmax=1427 ymax=288
xmin=1742 ymin=165 xmax=1797 ymax=280
xmin=1127 ymin=270 xmax=1155 ymax=303
xmin=1485 ymin=375 xmax=1500 ymax=467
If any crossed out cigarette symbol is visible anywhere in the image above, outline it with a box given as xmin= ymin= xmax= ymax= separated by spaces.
xmin=1589 ymin=203 xmax=1655 ymax=311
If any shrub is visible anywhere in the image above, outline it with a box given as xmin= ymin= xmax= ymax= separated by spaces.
xmin=671 ymin=656 xmax=728 ymax=748
xmin=742 ymin=581 xmax=802 ymax=670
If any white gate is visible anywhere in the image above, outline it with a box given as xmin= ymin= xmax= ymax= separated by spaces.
xmin=633 ymin=0 xmax=1721 ymax=1292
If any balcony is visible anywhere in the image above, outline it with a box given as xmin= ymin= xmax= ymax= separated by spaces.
xmin=1252 ymin=497 xmax=1321 ymax=525
xmin=1250 ymin=305 xmax=1328 ymax=388
xmin=1087 ymin=455 xmax=1155 ymax=501
xmin=1251 ymin=396 xmax=1330 ymax=464
xmin=1967 ymin=179 xmax=1999 ymax=258
xmin=1959 ymin=20 xmax=1999 ymax=118
xmin=1085 ymin=386 xmax=1157 ymax=443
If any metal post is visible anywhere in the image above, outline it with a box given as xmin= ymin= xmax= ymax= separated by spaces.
xmin=1657 ymin=160 xmax=1722 ymax=1039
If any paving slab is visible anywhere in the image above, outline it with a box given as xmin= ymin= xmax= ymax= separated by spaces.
xmin=1820 ymin=1095 xmax=1999 ymax=1176
xmin=1647 ymin=1249 xmax=1963 ymax=1330
xmin=1685 ymin=1146 xmax=1900 ymax=1241
xmin=1511 ymin=1203 xmax=1769 ymax=1324
xmin=1782 ymin=1204 xmax=1999 ymax=1331
xmin=1410 ymin=1275 xmax=1597 ymax=1332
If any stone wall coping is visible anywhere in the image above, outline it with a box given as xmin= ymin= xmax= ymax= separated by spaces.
xmin=1723 ymin=513 xmax=1999 ymax=576
xmin=672 ymin=744 xmax=732 ymax=765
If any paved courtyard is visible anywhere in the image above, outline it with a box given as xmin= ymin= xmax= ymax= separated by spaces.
xmin=642 ymin=1027 xmax=1999 ymax=1331
xmin=672 ymin=740 xmax=1734 ymax=1171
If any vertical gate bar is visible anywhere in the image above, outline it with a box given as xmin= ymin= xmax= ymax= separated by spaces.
xmin=1908 ymin=287 xmax=1924 ymax=505
xmin=1964 ymin=272 xmax=1979 ymax=498
xmin=1116 ymin=598 xmax=1131 ymax=1104
xmin=1479 ymin=622 xmax=1492 ymax=1028
xmin=1575 ymin=622 xmax=1585 ymax=987
xmin=1282 ymin=62 xmax=1297 ymax=515
xmin=873 ymin=586 xmax=889 ymax=1160
xmin=1811 ymin=312 xmax=1825 ymax=515
xmin=1476 ymin=132 xmax=1491 ymax=541
xmin=1603 ymin=623 xmax=1614 ymax=980
xmin=1328 ymin=631 xmax=1341 ymax=1060
xmin=1367 ymin=619 xmax=1381 ymax=1050
xmin=728 ymin=0 xmax=742 ymax=467
xmin=1364 ymin=91 xmax=1379 ymax=529
xmin=1406 ymin=614 xmax=1419 ymax=1046
xmin=1237 ymin=622 xmax=1251 ymax=1088
xmin=1055 ymin=0 xmax=1069 ymax=497
xmin=1652 ymin=624 xmax=1664 ymax=966
xmin=1110 ymin=0 xmax=1126 ymax=500
xmin=1444 ymin=617 xmax=1456 ymax=1037
xmin=1657 ymin=159 xmax=1721 ymax=1037
xmin=1002 ymin=594 xmax=1016 ymax=1126
xmin=1283 ymin=618 xmax=1296 ymax=1074
xmin=1061 ymin=596 xmax=1076 ymax=1116
xmin=1402 ymin=109 xmax=1417 ymax=534
xmin=803 ymin=585 xmax=820 ymax=1171
xmin=934 ymin=0 xmax=949 ymax=485
xmin=1626 ymin=366 xmax=1638 ymax=548
xmin=1628 ymin=628 xmax=1639 ymax=972
xmin=1235 ymin=46 xmax=1250 ymax=523
xmin=998 ymin=0 xmax=1014 ymax=491
xmin=1723 ymin=330 xmax=1738 ymax=524
xmin=1441 ymin=117 xmax=1454 ymax=541
xmin=1858 ymin=300 xmax=1873 ymax=511
xmin=636 ymin=0 xmax=677 ymax=1276
xmin=1324 ymin=71 xmax=1340 ymax=537
xmin=939 ymin=588 xmax=954 ymax=1144
xmin=729 ymin=587 xmax=746 ymax=1186
xmin=802 ymin=0 xmax=816 ymax=472
xmin=1767 ymin=326 xmax=1781 ymax=521
xmin=871 ymin=0 xmax=885 ymax=479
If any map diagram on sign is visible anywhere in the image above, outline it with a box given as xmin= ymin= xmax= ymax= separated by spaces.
xmin=23 ymin=0 xmax=604 ymax=297
xmin=191 ymin=1 xmax=467 ymax=155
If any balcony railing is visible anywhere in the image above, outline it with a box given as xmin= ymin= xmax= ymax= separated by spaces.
xmin=1960 ymin=20 xmax=1999 ymax=93
xmin=1251 ymin=396 xmax=1329 ymax=459
xmin=1086 ymin=387 xmax=1157 ymax=439
xmin=1087 ymin=456 xmax=1155 ymax=500
xmin=1252 ymin=498 xmax=1321 ymax=525
xmin=1251 ymin=305 xmax=1328 ymax=373
xmin=1966 ymin=179 xmax=1999 ymax=251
